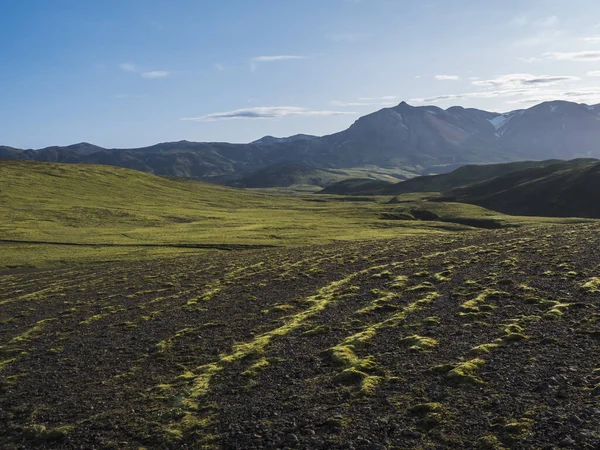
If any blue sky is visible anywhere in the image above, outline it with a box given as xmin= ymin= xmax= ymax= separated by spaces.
xmin=2 ymin=0 xmax=600 ymax=148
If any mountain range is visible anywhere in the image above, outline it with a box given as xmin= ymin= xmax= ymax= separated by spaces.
xmin=2 ymin=100 xmax=600 ymax=185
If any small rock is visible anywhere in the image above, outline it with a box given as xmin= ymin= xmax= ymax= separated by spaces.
xmin=579 ymin=430 xmax=594 ymax=439
xmin=284 ymin=434 xmax=299 ymax=446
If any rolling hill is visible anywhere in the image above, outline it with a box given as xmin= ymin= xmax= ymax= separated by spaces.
xmin=3 ymin=100 xmax=600 ymax=185
xmin=231 ymin=163 xmax=405 ymax=189
xmin=444 ymin=160 xmax=600 ymax=218
xmin=320 ymin=158 xmax=598 ymax=196
xmin=7 ymin=160 xmax=575 ymax=270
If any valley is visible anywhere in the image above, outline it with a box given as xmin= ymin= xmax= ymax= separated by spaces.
xmin=1 ymin=159 xmax=600 ymax=449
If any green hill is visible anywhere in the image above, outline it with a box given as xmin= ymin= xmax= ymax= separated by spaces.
xmin=232 ymin=163 xmax=360 ymax=189
xmin=1 ymin=160 xmax=589 ymax=270
xmin=233 ymin=163 xmax=405 ymax=190
xmin=321 ymin=159 xmax=597 ymax=196
xmin=445 ymin=160 xmax=600 ymax=218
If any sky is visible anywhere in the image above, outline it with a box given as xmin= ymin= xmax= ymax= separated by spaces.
xmin=2 ymin=0 xmax=600 ymax=149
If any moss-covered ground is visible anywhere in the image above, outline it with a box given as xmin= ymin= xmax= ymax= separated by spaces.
xmin=2 ymin=161 xmax=600 ymax=448
xmin=0 ymin=160 xmax=590 ymax=271
xmin=1 ymin=222 xmax=600 ymax=448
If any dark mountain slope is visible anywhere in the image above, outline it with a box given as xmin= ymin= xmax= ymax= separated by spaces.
xmin=445 ymin=160 xmax=600 ymax=218
xmin=3 ymin=100 xmax=600 ymax=183
xmin=321 ymin=159 xmax=597 ymax=195
xmin=499 ymin=101 xmax=600 ymax=159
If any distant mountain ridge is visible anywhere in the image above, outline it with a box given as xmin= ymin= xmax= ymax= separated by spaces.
xmin=3 ymin=100 xmax=600 ymax=183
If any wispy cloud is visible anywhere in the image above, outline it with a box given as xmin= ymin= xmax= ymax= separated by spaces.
xmin=435 ymin=75 xmax=460 ymax=81
xmin=120 ymin=62 xmax=170 ymax=79
xmin=214 ymin=63 xmax=226 ymax=71
xmin=410 ymin=89 xmax=530 ymax=104
xmin=581 ymin=35 xmax=600 ymax=42
xmin=545 ymin=51 xmax=600 ymax=61
xmin=519 ymin=56 xmax=542 ymax=63
xmin=141 ymin=71 xmax=169 ymax=79
xmin=410 ymin=80 xmax=600 ymax=107
xmin=329 ymin=95 xmax=400 ymax=108
xmin=250 ymin=55 xmax=306 ymax=71
xmin=181 ymin=106 xmax=355 ymax=122
xmin=587 ymin=70 xmax=600 ymax=76
xmin=472 ymin=73 xmax=579 ymax=88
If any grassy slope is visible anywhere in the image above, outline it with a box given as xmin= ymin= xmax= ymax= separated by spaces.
xmin=0 ymin=160 xmax=591 ymax=270
xmin=320 ymin=158 xmax=598 ymax=196
xmin=447 ymin=161 xmax=600 ymax=218
xmin=234 ymin=163 xmax=407 ymax=189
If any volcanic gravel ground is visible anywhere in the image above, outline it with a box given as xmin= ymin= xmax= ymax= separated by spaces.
xmin=1 ymin=224 xmax=600 ymax=449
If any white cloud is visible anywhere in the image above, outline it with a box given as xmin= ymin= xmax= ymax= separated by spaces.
xmin=410 ymin=89 xmax=531 ymax=104
xmin=581 ymin=35 xmax=600 ymax=42
xmin=435 ymin=75 xmax=460 ymax=81
xmin=545 ymin=51 xmax=600 ymax=61
xmin=587 ymin=70 xmax=600 ymax=76
xmin=141 ymin=71 xmax=170 ymax=79
xmin=250 ymin=55 xmax=306 ymax=70
xmin=472 ymin=73 xmax=579 ymax=88
xmin=119 ymin=63 xmax=137 ymax=72
xmin=330 ymin=99 xmax=397 ymax=107
xmin=181 ymin=106 xmax=355 ymax=122
xmin=519 ymin=57 xmax=542 ymax=63
xmin=504 ymin=87 xmax=600 ymax=105
xmin=120 ymin=63 xmax=170 ymax=79
xmin=411 ymin=83 xmax=600 ymax=108
xmin=214 ymin=63 xmax=225 ymax=71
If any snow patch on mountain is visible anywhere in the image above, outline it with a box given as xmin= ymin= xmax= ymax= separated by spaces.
xmin=391 ymin=110 xmax=409 ymax=130
xmin=488 ymin=110 xmax=523 ymax=132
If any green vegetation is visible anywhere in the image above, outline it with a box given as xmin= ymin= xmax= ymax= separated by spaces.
xmin=0 ymin=161 xmax=590 ymax=270
xmin=2 ymin=160 xmax=600 ymax=449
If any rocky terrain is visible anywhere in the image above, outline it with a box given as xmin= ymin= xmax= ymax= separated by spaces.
xmin=2 ymin=223 xmax=600 ymax=449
